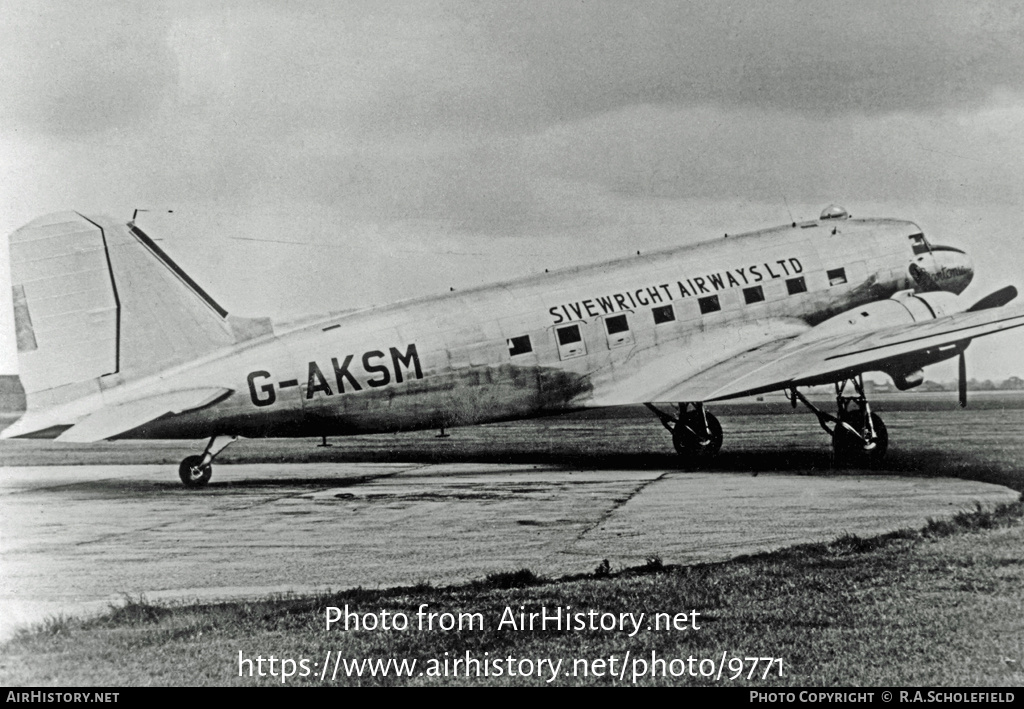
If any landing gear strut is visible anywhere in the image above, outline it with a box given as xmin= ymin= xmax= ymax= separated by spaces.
xmin=178 ymin=434 xmax=238 ymax=489
xmin=646 ymin=402 xmax=723 ymax=465
xmin=789 ymin=375 xmax=888 ymax=465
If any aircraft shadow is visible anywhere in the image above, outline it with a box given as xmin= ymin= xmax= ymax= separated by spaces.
xmin=208 ymin=443 xmax=1022 ymax=493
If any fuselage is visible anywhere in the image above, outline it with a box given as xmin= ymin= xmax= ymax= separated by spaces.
xmin=50 ymin=214 xmax=975 ymax=440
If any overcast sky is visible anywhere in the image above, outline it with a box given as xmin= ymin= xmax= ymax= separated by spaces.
xmin=2 ymin=1 xmax=1023 ymax=381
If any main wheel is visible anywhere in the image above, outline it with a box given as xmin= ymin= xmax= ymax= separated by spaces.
xmin=672 ymin=411 xmax=723 ymax=462
xmin=178 ymin=455 xmax=213 ymax=489
xmin=832 ymin=411 xmax=888 ymax=464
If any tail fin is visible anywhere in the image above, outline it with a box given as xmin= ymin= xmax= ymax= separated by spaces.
xmin=9 ymin=212 xmax=264 ymax=411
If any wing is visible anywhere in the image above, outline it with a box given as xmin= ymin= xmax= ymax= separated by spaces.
xmin=647 ymin=299 xmax=1024 ymax=403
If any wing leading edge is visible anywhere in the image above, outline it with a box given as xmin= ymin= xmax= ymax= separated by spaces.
xmin=647 ymin=302 xmax=1024 ymax=404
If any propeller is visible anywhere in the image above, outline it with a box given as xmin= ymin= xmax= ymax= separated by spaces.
xmin=958 ymin=350 xmax=967 ymax=408
xmin=956 ymin=285 xmax=1018 ymax=407
xmin=966 ymin=285 xmax=1017 ymax=312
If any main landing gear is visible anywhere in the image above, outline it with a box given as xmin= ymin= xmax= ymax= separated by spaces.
xmin=788 ymin=375 xmax=888 ymax=465
xmin=646 ymin=402 xmax=723 ymax=466
xmin=178 ymin=434 xmax=238 ymax=489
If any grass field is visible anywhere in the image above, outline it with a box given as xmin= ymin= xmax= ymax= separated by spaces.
xmin=1 ymin=392 xmax=1022 ymax=686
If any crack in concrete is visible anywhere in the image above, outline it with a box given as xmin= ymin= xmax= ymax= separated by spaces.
xmin=568 ymin=471 xmax=669 ymax=544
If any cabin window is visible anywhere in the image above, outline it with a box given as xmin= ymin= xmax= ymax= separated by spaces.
xmin=827 ymin=268 xmax=848 ymax=286
xmin=786 ymin=276 xmax=807 ymax=295
xmin=698 ymin=295 xmax=721 ymax=314
xmin=605 ymin=314 xmax=629 ymax=335
xmin=604 ymin=313 xmax=633 ymax=349
xmin=555 ymin=323 xmax=587 ymax=360
xmin=557 ymin=325 xmax=582 ymax=345
xmin=507 ymin=335 xmax=532 ymax=356
xmin=909 ymin=233 xmax=930 ymax=255
xmin=652 ymin=304 xmax=675 ymax=324
xmin=743 ymin=286 xmax=765 ymax=304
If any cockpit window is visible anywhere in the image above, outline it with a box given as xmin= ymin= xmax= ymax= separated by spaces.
xmin=909 ymin=233 xmax=930 ymax=255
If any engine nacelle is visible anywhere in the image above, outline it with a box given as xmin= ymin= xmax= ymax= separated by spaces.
xmin=805 ymin=290 xmax=964 ymax=341
xmin=908 ymin=291 xmax=961 ymax=318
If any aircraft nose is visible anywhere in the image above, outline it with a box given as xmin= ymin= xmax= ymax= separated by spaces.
xmin=909 ymin=245 xmax=974 ymax=295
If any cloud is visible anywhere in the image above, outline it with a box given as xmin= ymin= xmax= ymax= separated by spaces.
xmin=5 ymin=1 xmax=1024 ymax=240
xmin=0 ymin=1 xmax=177 ymax=137
xmin=471 ymin=2 xmax=1024 ymax=121
xmin=163 ymin=96 xmax=1024 ymax=237
xmin=526 ymin=99 xmax=1024 ymax=207
xmin=137 ymin=2 xmax=1024 ymax=146
xmin=5 ymin=2 xmax=1024 ymax=145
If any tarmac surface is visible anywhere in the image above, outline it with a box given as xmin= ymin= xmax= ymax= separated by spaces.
xmin=1 ymin=457 xmax=1016 ymax=641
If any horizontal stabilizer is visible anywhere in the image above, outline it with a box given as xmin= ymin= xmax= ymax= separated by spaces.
xmin=54 ymin=388 xmax=232 ymax=443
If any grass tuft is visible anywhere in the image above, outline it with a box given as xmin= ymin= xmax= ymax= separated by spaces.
xmin=103 ymin=595 xmax=170 ymax=626
xmin=472 ymin=568 xmax=546 ymax=590
xmin=32 ymin=613 xmax=77 ymax=637
xmin=923 ymin=497 xmax=1024 ymax=538
xmin=641 ymin=555 xmax=663 ymax=572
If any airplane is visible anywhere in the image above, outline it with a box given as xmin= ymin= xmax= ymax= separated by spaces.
xmin=3 ymin=206 xmax=1022 ymax=488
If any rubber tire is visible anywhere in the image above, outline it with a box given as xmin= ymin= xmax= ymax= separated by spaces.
xmin=179 ymin=455 xmax=213 ymax=489
xmin=832 ymin=411 xmax=888 ymax=465
xmin=672 ymin=411 xmax=723 ymax=462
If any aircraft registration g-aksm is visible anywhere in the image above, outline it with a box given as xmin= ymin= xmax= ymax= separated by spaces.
xmin=4 ymin=206 xmax=1023 ymax=487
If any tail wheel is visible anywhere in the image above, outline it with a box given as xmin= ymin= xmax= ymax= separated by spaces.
xmin=178 ymin=455 xmax=213 ymax=489
xmin=833 ymin=411 xmax=888 ymax=464
xmin=673 ymin=411 xmax=723 ymax=461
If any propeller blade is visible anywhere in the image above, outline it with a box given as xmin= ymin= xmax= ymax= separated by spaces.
xmin=966 ymin=285 xmax=1018 ymax=312
xmin=958 ymin=351 xmax=967 ymax=408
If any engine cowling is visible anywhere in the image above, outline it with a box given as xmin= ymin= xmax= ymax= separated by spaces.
xmin=800 ymin=291 xmax=967 ymax=388
xmin=807 ymin=290 xmax=964 ymax=340
xmin=810 ymin=294 xmax=932 ymax=337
